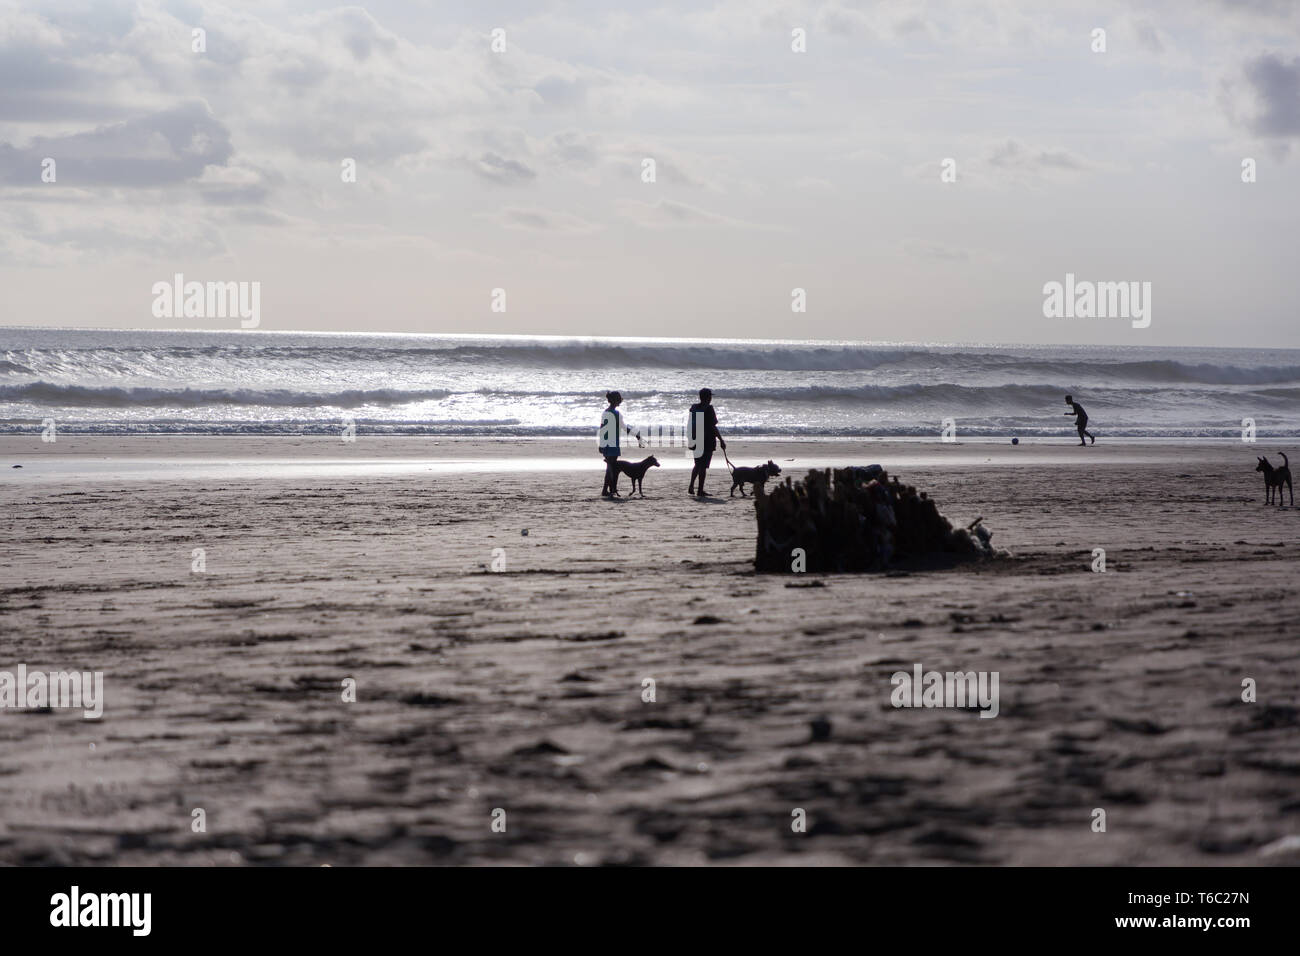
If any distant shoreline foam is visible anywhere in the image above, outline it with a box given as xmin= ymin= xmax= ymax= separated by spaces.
xmin=4 ymin=328 xmax=1299 ymax=438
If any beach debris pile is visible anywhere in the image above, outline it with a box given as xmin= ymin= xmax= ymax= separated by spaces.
xmin=753 ymin=465 xmax=998 ymax=573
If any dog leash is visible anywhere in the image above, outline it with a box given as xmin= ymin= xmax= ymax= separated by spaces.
xmin=722 ymin=446 xmax=736 ymax=472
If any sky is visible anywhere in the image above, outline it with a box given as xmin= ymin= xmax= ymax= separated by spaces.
xmin=0 ymin=0 xmax=1298 ymax=348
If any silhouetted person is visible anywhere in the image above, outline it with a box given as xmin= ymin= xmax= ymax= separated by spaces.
xmin=599 ymin=390 xmax=640 ymax=497
xmin=687 ymin=388 xmax=726 ymax=496
xmin=1065 ymin=394 xmax=1095 ymax=446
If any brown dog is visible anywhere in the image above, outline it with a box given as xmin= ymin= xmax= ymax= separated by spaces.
xmin=615 ymin=455 xmax=660 ymax=497
xmin=1256 ymin=452 xmax=1293 ymax=506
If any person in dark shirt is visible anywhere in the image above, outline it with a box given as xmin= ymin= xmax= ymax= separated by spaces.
xmin=1065 ymin=394 xmax=1095 ymax=446
xmin=687 ymin=387 xmax=726 ymax=496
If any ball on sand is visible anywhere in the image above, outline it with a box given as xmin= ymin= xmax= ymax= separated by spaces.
xmin=1011 ymin=438 xmax=1019 ymax=445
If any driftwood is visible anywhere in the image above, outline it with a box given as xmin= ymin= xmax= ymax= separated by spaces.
xmin=753 ymin=467 xmax=997 ymax=573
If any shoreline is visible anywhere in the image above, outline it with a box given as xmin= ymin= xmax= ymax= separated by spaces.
xmin=2 ymin=435 xmax=1294 ymax=483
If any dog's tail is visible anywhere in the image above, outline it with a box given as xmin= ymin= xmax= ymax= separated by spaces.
xmin=1282 ymin=452 xmax=1290 ymax=468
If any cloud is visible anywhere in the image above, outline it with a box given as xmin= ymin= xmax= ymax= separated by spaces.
xmin=0 ymin=4 xmax=135 ymax=122
xmin=902 ymin=139 xmax=1109 ymax=190
xmin=544 ymin=130 xmax=602 ymax=171
xmin=982 ymin=139 xmax=1100 ymax=179
xmin=817 ymin=6 xmax=876 ymax=39
xmin=902 ymin=238 xmax=970 ymax=262
xmin=533 ymin=73 xmax=589 ymax=110
xmin=195 ymin=162 xmax=277 ymax=205
xmin=495 ymin=206 xmax=600 ymax=234
xmin=0 ymin=199 xmax=228 ymax=265
xmin=327 ymin=7 xmax=399 ymax=62
xmin=988 ymin=140 xmax=1074 ymax=170
xmin=1238 ymin=53 xmax=1300 ymax=137
xmin=607 ymin=145 xmax=716 ymax=189
xmin=1212 ymin=0 xmax=1300 ymax=19
xmin=1 ymin=0 xmax=1298 ymax=347
xmin=614 ymin=197 xmax=765 ymax=229
xmin=1129 ymin=18 xmax=1165 ymax=54
xmin=0 ymin=101 xmax=232 ymax=187
xmin=464 ymin=151 xmax=537 ymax=185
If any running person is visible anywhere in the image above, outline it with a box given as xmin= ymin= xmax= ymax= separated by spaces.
xmin=1065 ymin=394 xmax=1095 ymax=446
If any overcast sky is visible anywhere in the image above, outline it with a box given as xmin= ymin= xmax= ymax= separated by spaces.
xmin=1 ymin=0 xmax=1298 ymax=347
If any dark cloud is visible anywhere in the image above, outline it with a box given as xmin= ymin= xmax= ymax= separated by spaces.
xmin=504 ymin=208 xmax=551 ymax=229
xmin=987 ymin=139 xmax=1087 ymax=172
xmin=37 ymin=1 xmax=137 ymax=44
xmin=534 ymin=75 xmax=588 ymax=109
xmin=466 ymin=151 xmax=536 ymax=185
xmin=902 ymin=239 xmax=970 ymax=262
xmin=1036 ymin=149 xmax=1083 ymax=170
xmin=894 ymin=16 xmax=928 ymax=37
xmin=0 ymin=101 xmax=233 ymax=187
xmin=546 ymin=130 xmax=601 ymax=169
xmin=331 ymin=7 xmax=398 ymax=62
xmin=0 ymin=31 xmax=125 ymax=121
xmin=1241 ymin=54 xmax=1300 ymax=137
xmin=1132 ymin=19 xmax=1164 ymax=54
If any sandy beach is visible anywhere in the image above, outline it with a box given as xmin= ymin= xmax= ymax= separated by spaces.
xmin=1 ymin=435 xmax=1298 ymax=866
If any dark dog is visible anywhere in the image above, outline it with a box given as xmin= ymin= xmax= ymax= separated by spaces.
xmin=847 ymin=464 xmax=885 ymax=486
xmin=614 ymin=455 xmax=660 ymax=497
xmin=1256 ymin=452 xmax=1293 ymax=506
xmin=729 ymin=460 xmax=781 ymax=497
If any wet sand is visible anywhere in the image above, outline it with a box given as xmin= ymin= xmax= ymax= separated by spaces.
xmin=1 ymin=436 xmax=1298 ymax=865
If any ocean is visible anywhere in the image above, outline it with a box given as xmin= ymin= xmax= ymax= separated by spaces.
xmin=2 ymin=327 xmax=1298 ymax=440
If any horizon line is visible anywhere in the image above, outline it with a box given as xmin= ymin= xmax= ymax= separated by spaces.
xmin=4 ymin=325 xmax=1299 ymax=354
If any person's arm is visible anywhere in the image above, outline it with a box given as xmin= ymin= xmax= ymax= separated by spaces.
xmin=712 ymin=409 xmax=725 ymax=449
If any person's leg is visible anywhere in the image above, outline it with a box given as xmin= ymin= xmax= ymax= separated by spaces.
xmin=697 ymin=447 xmax=714 ymax=495
xmin=603 ymin=456 xmax=619 ymax=496
xmin=1077 ymin=423 xmax=1087 ymax=446
xmin=688 ymin=459 xmax=701 ymax=494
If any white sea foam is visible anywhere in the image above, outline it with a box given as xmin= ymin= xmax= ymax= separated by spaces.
xmin=2 ymin=328 xmax=1299 ymax=438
